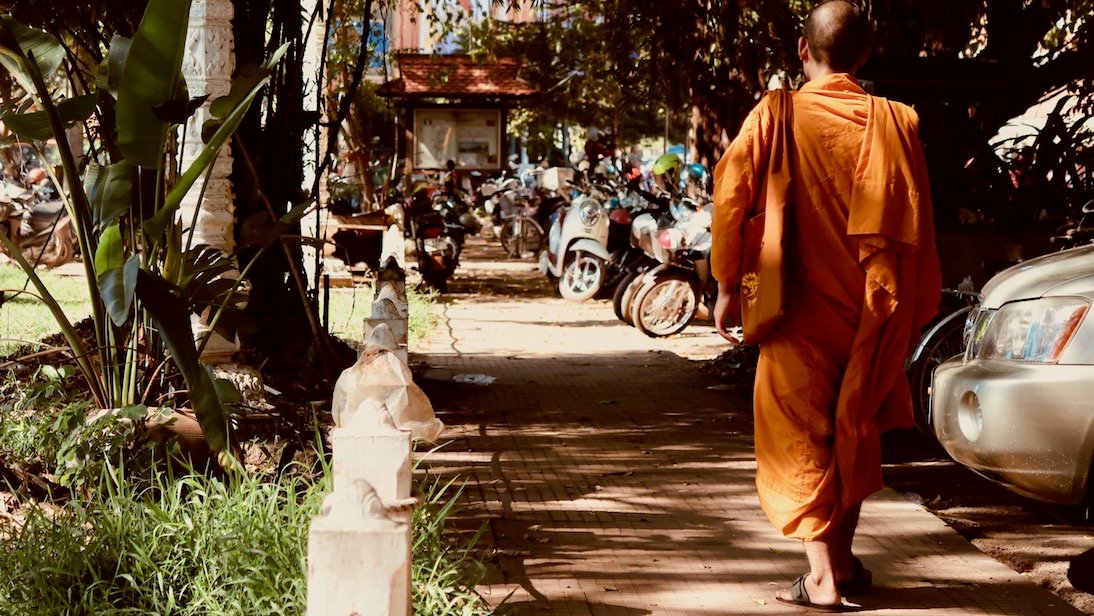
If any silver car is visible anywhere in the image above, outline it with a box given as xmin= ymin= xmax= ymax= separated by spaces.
xmin=932 ymin=243 xmax=1094 ymax=504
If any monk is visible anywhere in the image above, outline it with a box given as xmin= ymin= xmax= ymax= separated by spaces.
xmin=711 ymin=1 xmax=942 ymax=610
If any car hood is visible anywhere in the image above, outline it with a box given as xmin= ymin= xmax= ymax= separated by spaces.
xmin=981 ymin=244 xmax=1094 ymax=309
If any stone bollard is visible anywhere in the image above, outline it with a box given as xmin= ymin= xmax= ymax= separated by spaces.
xmin=374 ymin=278 xmax=407 ymax=310
xmin=363 ymin=297 xmax=408 ymax=363
xmin=309 ymin=324 xmax=443 ymax=615
xmin=379 ymin=225 xmax=406 ymax=271
xmin=307 ymin=479 xmax=411 ymax=616
xmin=375 ymin=264 xmax=407 ymax=304
xmin=364 ymin=298 xmax=408 ymax=347
xmin=308 ymin=216 xmax=427 ymax=616
xmin=331 ymin=323 xmax=442 ymax=442
xmin=331 ymin=400 xmax=412 ymax=521
xmin=374 ymin=285 xmax=409 ymax=317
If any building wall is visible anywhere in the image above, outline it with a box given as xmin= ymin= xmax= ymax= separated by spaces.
xmin=385 ymin=0 xmax=542 ymax=53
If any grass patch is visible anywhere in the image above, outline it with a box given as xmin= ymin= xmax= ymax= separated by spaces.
xmin=0 ymin=467 xmax=490 ymax=615
xmin=0 ymin=463 xmax=327 ymax=615
xmin=0 ymin=266 xmax=92 ymax=356
xmin=0 ymin=372 xmax=489 ymax=615
xmin=0 ymin=268 xmax=440 ymax=357
xmin=325 ymin=284 xmax=438 ymax=348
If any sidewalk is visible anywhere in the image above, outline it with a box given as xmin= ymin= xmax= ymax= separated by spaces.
xmin=414 ymin=239 xmax=1080 ymax=615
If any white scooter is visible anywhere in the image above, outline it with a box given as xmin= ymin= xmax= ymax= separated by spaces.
xmin=538 ymin=186 xmax=612 ymax=301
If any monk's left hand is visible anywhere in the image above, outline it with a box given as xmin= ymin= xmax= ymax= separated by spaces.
xmin=713 ymin=285 xmax=741 ymax=344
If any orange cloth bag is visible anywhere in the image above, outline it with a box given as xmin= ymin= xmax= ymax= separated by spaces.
xmin=739 ymin=90 xmax=794 ymax=343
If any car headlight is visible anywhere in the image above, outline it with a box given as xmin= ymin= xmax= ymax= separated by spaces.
xmin=964 ymin=306 xmax=993 ymax=360
xmin=578 ymin=199 xmax=603 ymax=227
xmin=976 ymin=297 xmax=1089 ymax=363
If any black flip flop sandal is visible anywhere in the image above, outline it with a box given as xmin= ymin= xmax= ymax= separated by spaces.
xmin=775 ymin=574 xmax=847 ymax=613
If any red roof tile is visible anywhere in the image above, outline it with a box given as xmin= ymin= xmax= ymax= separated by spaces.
xmin=382 ymin=54 xmax=537 ymax=99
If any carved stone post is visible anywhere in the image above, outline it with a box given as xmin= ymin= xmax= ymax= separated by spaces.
xmin=180 ymin=0 xmax=239 ymax=363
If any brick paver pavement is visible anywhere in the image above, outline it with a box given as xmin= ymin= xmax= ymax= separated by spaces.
xmin=414 ymin=238 xmax=1080 ymax=615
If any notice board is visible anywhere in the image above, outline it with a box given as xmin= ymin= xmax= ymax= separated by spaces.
xmin=413 ymin=109 xmax=502 ymax=170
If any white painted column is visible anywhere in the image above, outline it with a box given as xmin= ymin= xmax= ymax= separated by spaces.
xmin=300 ymin=0 xmax=333 ymax=293
xmin=180 ymin=0 xmax=239 ymax=363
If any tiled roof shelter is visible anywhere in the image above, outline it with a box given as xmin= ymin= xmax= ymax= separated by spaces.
xmin=382 ymin=53 xmax=537 ymax=100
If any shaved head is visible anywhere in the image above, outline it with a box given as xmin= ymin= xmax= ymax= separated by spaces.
xmin=803 ymin=0 xmax=869 ymax=73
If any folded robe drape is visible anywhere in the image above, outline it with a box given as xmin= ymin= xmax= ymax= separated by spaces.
xmin=712 ymin=74 xmax=942 ymax=540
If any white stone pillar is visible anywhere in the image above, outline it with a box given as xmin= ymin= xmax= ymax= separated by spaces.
xmin=300 ymin=0 xmax=332 ymax=294
xmin=307 ymin=479 xmax=411 ymax=616
xmin=180 ymin=0 xmax=239 ymax=363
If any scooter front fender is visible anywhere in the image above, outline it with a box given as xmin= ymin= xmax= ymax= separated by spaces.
xmin=566 ymin=238 xmax=611 ymax=262
xmin=906 ymin=306 xmax=973 ymax=370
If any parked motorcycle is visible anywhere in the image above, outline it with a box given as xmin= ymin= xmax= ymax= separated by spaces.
xmin=612 ymin=196 xmax=703 ymax=326
xmin=538 ymin=173 xmax=634 ymax=301
xmin=626 ymin=206 xmax=716 ymax=337
xmin=0 ymin=172 xmax=77 ymax=268
xmin=538 ymin=180 xmax=612 ymax=301
xmin=406 ymin=182 xmax=477 ymax=292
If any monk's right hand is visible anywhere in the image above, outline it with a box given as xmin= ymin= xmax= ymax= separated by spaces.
xmin=713 ymin=284 xmax=741 ymax=344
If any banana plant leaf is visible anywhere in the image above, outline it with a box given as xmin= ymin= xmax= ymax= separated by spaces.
xmin=84 ymin=162 xmax=108 ymax=218
xmin=95 ymin=35 xmax=132 ymax=100
xmin=0 ymin=17 xmax=64 ymax=95
xmin=1 ymin=94 xmax=98 ymax=141
xmin=116 ymin=0 xmax=192 ymax=168
xmin=96 ymin=161 xmax=137 ymax=230
xmin=98 ymin=255 xmax=140 ymax=327
xmin=135 ymin=269 xmax=233 ymax=455
xmin=144 ymin=43 xmax=290 ymax=241
xmin=94 ymin=223 xmax=126 ymax=276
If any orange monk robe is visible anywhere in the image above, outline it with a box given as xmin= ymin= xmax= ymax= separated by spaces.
xmin=711 ymin=74 xmax=942 ymax=540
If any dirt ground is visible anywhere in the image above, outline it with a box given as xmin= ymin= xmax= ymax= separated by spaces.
xmin=419 ymin=233 xmax=1094 ymax=614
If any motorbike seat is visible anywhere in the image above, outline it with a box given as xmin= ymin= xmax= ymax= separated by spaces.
xmin=28 ymin=199 xmax=66 ymax=218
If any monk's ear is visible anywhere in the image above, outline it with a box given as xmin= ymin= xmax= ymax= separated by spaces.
xmin=852 ymin=47 xmax=871 ymax=74
xmin=798 ymin=36 xmax=809 ymax=63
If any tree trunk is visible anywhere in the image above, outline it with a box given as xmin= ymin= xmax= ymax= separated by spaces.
xmin=688 ymin=86 xmax=740 ymax=168
xmin=232 ymin=0 xmax=335 ymax=372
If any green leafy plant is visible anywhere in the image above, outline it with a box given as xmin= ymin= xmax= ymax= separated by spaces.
xmin=0 ymin=460 xmax=327 ymax=615
xmin=0 ymin=1 xmax=293 ymax=461
xmin=0 ymin=454 xmax=492 ymax=616
xmin=412 ymin=475 xmax=491 ymax=616
xmin=0 ymin=367 xmax=166 ymax=493
xmin=0 ymin=365 xmax=86 ymax=466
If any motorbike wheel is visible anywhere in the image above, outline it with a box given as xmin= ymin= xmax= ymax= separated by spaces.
xmin=499 ymin=218 xmax=543 ymax=259
xmin=612 ymin=270 xmax=641 ymax=322
xmin=631 ymin=271 xmax=699 ymax=338
xmin=33 ymin=221 xmax=77 ymax=268
xmin=558 ymin=251 xmax=604 ymax=302
xmin=619 ymin=274 xmax=650 ymax=326
xmin=907 ymin=309 xmax=970 ymax=442
xmin=420 ymin=270 xmax=449 ymax=293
